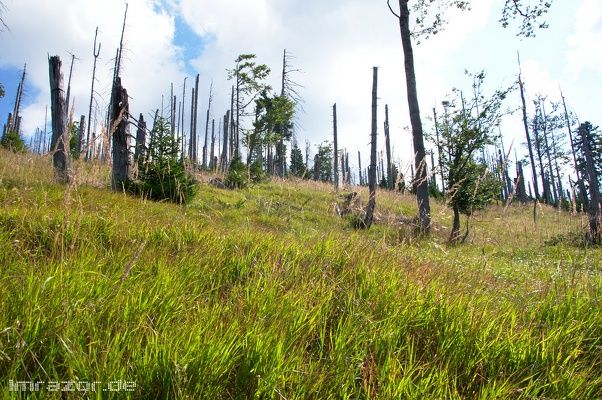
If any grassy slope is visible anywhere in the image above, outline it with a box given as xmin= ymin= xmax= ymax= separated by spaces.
xmin=1 ymin=149 xmax=601 ymax=399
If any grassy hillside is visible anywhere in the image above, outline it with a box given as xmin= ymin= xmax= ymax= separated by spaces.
xmin=1 ymin=148 xmax=601 ymax=399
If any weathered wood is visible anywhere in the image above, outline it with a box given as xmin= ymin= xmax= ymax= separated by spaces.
xmin=111 ymin=77 xmax=130 ymax=191
xmin=363 ymin=67 xmax=378 ymax=229
xmin=48 ymin=55 xmax=71 ymax=183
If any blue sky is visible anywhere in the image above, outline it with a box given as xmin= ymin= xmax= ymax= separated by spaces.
xmin=1 ymin=0 xmax=601 ymax=186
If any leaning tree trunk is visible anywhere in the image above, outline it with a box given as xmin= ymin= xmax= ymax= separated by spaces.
xmin=363 ymin=67 xmax=378 ymax=229
xmin=111 ymin=77 xmax=130 ymax=191
xmin=48 ymin=55 xmax=71 ymax=183
xmin=398 ymin=0 xmax=430 ymax=234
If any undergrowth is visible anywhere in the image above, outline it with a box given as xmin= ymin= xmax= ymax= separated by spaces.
xmin=1 ymin=149 xmax=601 ymax=399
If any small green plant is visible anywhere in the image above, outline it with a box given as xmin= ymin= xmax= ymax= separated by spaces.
xmin=249 ymin=158 xmax=266 ymax=183
xmin=133 ymin=116 xmax=197 ymax=204
xmin=0 ymin=129 xmax=26 ymax=153
xmin=225 ymin=152 xmax=248 ymax=189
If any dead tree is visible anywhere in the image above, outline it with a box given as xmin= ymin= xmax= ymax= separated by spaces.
xmin=580 ymin=124 xmax=601 ymax=242
xmin=358 ymin=151 xmax=363 ymax=186
xmin=363 ymin=67 xmax=378 ymax=229
xmin=221 ymin=110 xmax=230 ymax=171
xmin=77 ymin=115 xmax=85 ymax=156
xmin=384 ymin=104 xmax=394 ymax=190
xmin=48 ymin=56 xmax=71 ymax=183
xmin=518 ymin=53 xmax=540 ymax=204
xmin=111 ymin=77 xmax=130 ymax=191
xmin=134 ymin=113 xmax=146 ymax=162
xmin=86 ymin=27 xmax=101 ymax=161
xmin=333 ymin=103 xmax=339 ymax=192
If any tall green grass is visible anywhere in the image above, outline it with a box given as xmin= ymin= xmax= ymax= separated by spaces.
xmin=1 ymin=149 xmax=601 ymax=399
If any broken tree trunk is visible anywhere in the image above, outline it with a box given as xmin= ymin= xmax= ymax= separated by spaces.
xmin=48 ymin=55 xmax=71 ymax=183
xmin=111 ymin=77 xmax=130 ymax=191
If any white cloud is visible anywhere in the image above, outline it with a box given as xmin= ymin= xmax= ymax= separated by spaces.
xmin=567 ymin=0 xmax=602 ymax=76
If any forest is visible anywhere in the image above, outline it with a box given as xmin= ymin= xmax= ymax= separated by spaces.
xmin=1 ymin=0 xmax=602 ymax=398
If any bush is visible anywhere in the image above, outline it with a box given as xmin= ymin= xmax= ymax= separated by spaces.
xmin=132 ymin=116 xmax=198 ymax=204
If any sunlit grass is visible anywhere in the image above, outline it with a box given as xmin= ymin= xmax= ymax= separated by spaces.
xmin=1 ymin=148 xmax=601 ymax=399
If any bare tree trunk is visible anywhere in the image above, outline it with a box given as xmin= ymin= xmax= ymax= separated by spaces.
xmin=518 ymin=53 xmax=539 ymax=201
xmin=396 ymin=0 xmax=430 ymax=233
xmin=77 ymin=115 xmax=85 ymax=156
xmin=48 ymin=55 xmax=71 ymax=183
xmin=363 ymin=67 xmax=378 ymax=229
xmin=193 ymin=74 xmax=200 ymax=167
xmin=384 ymin=104 xmax=394 ymax=190
xmin=181 ymin=77 xmax=187 ymax=159
xmin=135 ymin=113 xmax=146 ymax=162
xmin=333 ymin=103 xmax=339 ymax=192
xmin=560 ymin=88 xmax=588 ymax=210
xmin=221 ymin=110 xmax=230 ymax=171
xmin=86 ymin=27 xmax=101 ymax=162
xmin=65 ymin=54 xmax=75 ymax=123
xmin=358 ymin=151 xmax=363 ymax=186
xmin=111 ymin=77 xmax=130 ymax=191
xmin=188 ymin=87 xmax=196 ymax=163
xmin=210 ymin=119 xmax=216 ymax=170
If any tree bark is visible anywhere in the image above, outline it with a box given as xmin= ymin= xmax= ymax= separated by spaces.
xmin=397 ymin=0 xmax=430 ymax=234
xmin=48 ymin=55 xmax=71 ymax=183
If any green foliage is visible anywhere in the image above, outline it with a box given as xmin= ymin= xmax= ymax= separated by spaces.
xmin=0 ymin=81 xmax=5 ymax=98
xmin=0 ymin=129 xmax=26 ymax=153
xmin=311 ymin=141 xmax=333 ymax=182
xmin=225 ymin=152 xmax=248 ymax=189
xmin=249 ymin=157 xmax=266 ymax=183
xmin=289 ymin=142 xmax=306 ymax=177
xmin=133 ymin=116 xmax=197 ymax=204
xmin=432 ymin=71 xmax=509 ymax=240
xmin=573 ymin=121 xmax=602 ymax=195
xmin=69 ymin=121 xmax=80 ymax=159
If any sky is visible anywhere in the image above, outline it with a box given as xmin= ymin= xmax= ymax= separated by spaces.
xmin=0 ymin=0 xmax=601 ymax=185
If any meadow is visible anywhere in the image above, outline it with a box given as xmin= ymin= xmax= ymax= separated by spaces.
xmin=0 ymin=148 xmax=601 ymax=399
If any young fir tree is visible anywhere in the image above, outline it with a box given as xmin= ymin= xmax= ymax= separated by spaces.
xmin=135 ymin=116 xmax=197 ymax=204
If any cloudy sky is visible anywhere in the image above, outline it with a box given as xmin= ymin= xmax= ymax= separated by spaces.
xmin=1 ymin=0 xmax=601 ymax=182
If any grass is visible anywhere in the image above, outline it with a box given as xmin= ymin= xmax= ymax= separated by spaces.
xmin=1 ymin=148 xmax=601 ymax=399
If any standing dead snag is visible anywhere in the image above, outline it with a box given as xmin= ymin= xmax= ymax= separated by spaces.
xmin=48 ymin=55 xmax=71 ymax=183
xmin=363 ymin=67 xmax=378 ymax=230
xmin=333 ymin=103 xmax=339 ymax=192
xmin=111 ymin=77 xmax=130 ymax=191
